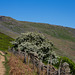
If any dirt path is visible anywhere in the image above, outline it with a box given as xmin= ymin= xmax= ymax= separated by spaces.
xmin=0 ymin=51 xmax=6 ymax=75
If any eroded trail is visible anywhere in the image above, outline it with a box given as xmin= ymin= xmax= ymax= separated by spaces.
xmin=0 ymin=51 xmax=6 ymax=75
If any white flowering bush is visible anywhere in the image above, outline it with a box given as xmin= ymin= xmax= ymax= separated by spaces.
xmin=11 ymin=32 xmax=59 ymax=64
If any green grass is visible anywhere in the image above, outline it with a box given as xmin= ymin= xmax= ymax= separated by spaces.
xmin=29 ymin=23 xmax=75 ymax=42
xmin=3 ymin=19 xmax=75 ymax=42
xmin=0 ymin=32 xmax=14 ymax=51
xmin=1 ymin=16 xmax=75 ymax=42
xmin=52 ymin=56 xmax=75 ymax=75
xmin=3 ymin=22 xmax=13 ymax=25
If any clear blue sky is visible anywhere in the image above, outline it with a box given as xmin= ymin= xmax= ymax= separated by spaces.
xmin=0 ymin=0 xmax=75 ymax=28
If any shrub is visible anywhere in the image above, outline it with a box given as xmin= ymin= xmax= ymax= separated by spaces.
xmin=11 ymin=32 xmax=59 ymax=64
xmin=62 ymin=57 xmax=75 ymax=75
xmin=54 ymin=56 xmax=75 ymax=75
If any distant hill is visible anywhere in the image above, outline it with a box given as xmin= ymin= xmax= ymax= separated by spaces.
xmin=0 ymin=16 xmax=75 ymax=62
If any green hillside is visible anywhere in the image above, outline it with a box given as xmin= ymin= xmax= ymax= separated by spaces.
xmin=0 ymin=16 xmax=75 ymax=62
xmin=0 ymin=16 xmax=75 ymax=42
xmin=0 ymin=32 xmax=14 ymax=51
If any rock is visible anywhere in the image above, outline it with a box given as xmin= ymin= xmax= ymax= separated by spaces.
xmin=60 ymin=62 xmax=71 ymax=75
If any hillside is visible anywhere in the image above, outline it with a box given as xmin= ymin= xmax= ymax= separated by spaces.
xmin=0 ymin=16 xmax=75 ymax=62
xmin=0 ymin=32 xmax=14 ymax=51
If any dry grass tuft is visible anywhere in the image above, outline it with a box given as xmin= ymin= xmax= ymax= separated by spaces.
xmin=8 ymin=54 xmax=34 ymax=75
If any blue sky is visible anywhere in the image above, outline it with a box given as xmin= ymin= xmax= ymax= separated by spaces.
xmin=0 ymin=0 xmax=75 ymax=28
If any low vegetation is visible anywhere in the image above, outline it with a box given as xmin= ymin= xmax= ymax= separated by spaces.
xmin=0 ymin=32 xmax=14 ymax=51
xmin=0 ymin=16 xmax=75 ymax=42
xmin=54 ymin=56 xmax=75 ymax=75
xmin=5 ymin=52 xmax=37 ymax=75
xmin=61 ymin=57 xmax=75 ymax=75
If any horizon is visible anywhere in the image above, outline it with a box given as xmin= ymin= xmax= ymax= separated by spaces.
xmin=0 ymin=0 xmax=75 ymax=28
xmin=0 ymin=15 xmax=75 ymax=29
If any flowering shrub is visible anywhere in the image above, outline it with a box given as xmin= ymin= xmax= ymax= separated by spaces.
xmin=11 ymin=32 xmax=59 ymax=64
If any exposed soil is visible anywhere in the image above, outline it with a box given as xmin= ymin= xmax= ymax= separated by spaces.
xmin=0 ymin=51 xmax=5 ymax=75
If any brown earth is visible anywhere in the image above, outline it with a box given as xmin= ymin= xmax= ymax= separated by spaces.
xmin=0 ymin=51 xmax=6 ymax=75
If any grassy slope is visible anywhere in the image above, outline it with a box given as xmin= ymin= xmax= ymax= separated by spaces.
xmin=0 ymin=16 xmax=75 ymax=61
xmin=46 ymin=34 xmax=75 ymax=61
xmin=0 ymin=32 xmax=14 ymax=51
xmin=1 ymin=19 xmax=75 ymax=42
xmin=5 ymin=52 xmax=37 ymax=75
xmin=0 ymin=16 xmax=75 ymax=42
